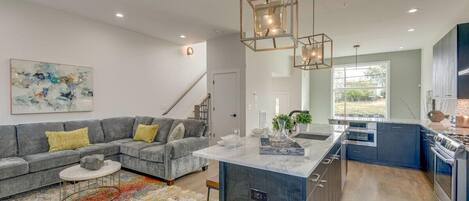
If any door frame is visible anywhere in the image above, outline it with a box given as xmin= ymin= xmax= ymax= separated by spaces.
xmin=272 ymin=91 xmax=290 ymax=115
xmin=210 ymin=68 xmax=241 ymax=143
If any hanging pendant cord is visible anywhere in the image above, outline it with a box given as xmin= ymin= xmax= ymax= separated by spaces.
xmin=312 ymin=0 xmax=315 ymax=35
xmin=355 ymin=46 xmax=358 ymax=69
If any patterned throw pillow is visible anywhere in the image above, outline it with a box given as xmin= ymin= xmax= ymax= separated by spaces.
xmin=46 ymin=128 xmax=90 ymax=152
xmin=167 ymin=123 xmax=185 ymax=142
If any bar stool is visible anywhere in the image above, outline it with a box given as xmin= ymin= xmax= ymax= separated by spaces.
xmin=206 ymin=175 xmax=219 ymax=201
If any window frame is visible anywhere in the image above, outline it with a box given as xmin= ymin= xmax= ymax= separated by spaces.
xmin=330 ymin=61 xmax=391 ymax=119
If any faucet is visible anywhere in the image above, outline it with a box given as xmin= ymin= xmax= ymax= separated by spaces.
xmin=289 ymin=110 xmax=310 ymax=117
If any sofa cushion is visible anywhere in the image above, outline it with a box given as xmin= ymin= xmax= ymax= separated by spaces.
xmin=76 ymin=143 xmax=120 ymax=157
xmin=139 ymin=145 xmax=165 ymax=163
xmin=0 ymin=157 xmax=29 ymax=180
xmin=64 ymin=120 xmax=105 ymax=144
xmin=101 ymin=117 xmax=135 ymax=142
xmin=152 ymin=118 xmax=174 ymax=143
xmin=16 ymin=122 xmax=64 ymax=156
xmin=166 ymin=137 xmax=209 ymax=159
xmin=23 ymin=150 xmax=80 ymax=172
xmin=120 ymin=141 xmax=163 ymax=158
xmin=132 ymin=116 xmax=154 ymax=137
xmin=170 ymin=119 xmax=206 ymax=138
xmin=0 ymin=125 xmax=17 ymax=158
xmin=110 ymin=138 xmax=134 ymax=146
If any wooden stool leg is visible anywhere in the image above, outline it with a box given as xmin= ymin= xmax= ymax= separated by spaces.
xmin=207 ymin=187 xmax=211 ymax=201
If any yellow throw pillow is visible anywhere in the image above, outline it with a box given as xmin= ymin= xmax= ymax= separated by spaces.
xmin=134 ymin=124 xmax=160 ymax=143
xmin=46 ymin=128 xmax=90 ymax=152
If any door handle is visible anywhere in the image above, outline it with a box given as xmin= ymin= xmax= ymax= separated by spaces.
xmin=431 ymin=147 xmax=455 ymax=165
xmin=230 ymin=114 xmax=237 ymax=117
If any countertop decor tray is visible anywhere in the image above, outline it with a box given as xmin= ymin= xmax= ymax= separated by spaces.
xmin=259 ymin=137 xmax=305 ymax=156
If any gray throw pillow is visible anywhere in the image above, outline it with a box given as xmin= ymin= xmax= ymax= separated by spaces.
xmin=167 ymin=123 xmax=185 ymax=142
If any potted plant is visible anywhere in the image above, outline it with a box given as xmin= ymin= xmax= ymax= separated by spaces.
xmin=295 ymin=113 xmax=312 ymax=132
xmin=272 ymin=114 xmax=294 ymax=131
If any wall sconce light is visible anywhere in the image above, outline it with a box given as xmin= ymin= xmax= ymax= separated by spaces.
xmin=186 ymin=47 xmax=194 ymax=56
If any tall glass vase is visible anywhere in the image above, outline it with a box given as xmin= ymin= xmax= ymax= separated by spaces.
xmin=277 ymin=119 xmax=288 ymax=140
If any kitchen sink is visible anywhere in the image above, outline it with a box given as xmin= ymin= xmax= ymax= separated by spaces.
xmin=294 ymin=133 xmax=330 ymax=141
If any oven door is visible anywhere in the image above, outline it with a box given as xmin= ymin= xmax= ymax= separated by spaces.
xmin=345 ymin=129 xmax=376 ymax=147
xmin=432 ymin=146 xmax=456 ymax=201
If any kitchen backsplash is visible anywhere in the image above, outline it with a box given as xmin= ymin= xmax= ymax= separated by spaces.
xmin=456 ymin=99 xmax=469 ymax=116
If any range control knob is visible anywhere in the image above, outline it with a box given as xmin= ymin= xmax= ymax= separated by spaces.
xmin=434 ymin=135 xmax=443 ymax=143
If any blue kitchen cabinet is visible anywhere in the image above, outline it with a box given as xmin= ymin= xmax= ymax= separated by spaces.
xmin=346 ymin=144 xmax=377 ymax=162
xmin=377 ymin=123 xmax=420 ymax=169
xmin=420 ymin=128 xmax=435 ymax=184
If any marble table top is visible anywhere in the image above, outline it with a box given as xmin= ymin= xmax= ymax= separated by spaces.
xmin=193 ymin=124 xmax=347 ymax=178
xmin=59 ymin=160 xmax=121 ymax=181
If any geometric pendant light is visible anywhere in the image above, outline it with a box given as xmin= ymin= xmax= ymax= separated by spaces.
xmin=240 ymin=0 xmax=299 ymax=51
xmin=293 ymin=0 xmax=333 ymax=70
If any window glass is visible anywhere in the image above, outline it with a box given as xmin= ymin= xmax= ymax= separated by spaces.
xmin=332 ymin=62 xmax=388 ymax=119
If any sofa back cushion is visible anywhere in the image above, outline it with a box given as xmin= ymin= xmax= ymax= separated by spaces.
xmin=132 ymin=116 xmax=154 ymax=137
xmin=16 ymin=122 xmax=64 ymax=156
xmin=152 ymin=118 xmax=174 ymax=143
xmin=0 ymin=125 xmax=18 ymax=158
xmin=101 ymin=117 xmax=135 ymax=142
xmin=170 ymin=119 xmax=206 ymax=138
xmin=64 ymin=120 xmax=105 ymax=144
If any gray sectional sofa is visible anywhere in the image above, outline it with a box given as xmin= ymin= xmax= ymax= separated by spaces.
xmin=0 ymin=116 xmax=209 ymax=199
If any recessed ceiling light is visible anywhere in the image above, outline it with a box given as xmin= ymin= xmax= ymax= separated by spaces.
xmin=408 ymin=8 xmax=418 ymax=13
xmin=179 ymin=35 xmax=186 ymax=39
xmin=399 ymin=46 xmax=404 ymax=49
xmin=115 ymin=13 xmax=124 ymax=18
xmin=408 ymin=28 xmax=415 ymax=32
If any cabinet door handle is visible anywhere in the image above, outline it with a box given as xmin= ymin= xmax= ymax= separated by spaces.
xmin=310 ymin=174 xmax=321 ymax=182
xmin=391 ymin=127 xmax=403 ymax=129
xmin=322 ymin=159 xmax=332 ymax=164
xmin=319 ymin=180 xmax=327 ymax=183
xmin=446 ymin=95 xmax=452 ymax=97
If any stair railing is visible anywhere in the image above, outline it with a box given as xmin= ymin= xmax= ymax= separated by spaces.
xmin=162 ymin=72 xmax=207 ymax=116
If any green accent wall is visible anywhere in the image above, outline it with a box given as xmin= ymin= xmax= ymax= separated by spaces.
xmin=310 ymin=50 xmax=421 ymax=123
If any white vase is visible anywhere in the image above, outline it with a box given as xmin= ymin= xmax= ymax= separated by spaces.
xmin=298 ymin=123 xmax=308 ymax=132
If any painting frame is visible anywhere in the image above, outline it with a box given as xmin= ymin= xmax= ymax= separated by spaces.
xmin=10 ymin=58 xmax=94 ymax=115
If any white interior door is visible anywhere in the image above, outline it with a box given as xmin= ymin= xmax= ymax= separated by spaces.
xmin=211 ymin=71 xmax=240 ymax=145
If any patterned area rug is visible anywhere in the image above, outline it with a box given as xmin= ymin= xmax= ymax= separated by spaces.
xmin=6 ymin=170 xmax=207 ymax=201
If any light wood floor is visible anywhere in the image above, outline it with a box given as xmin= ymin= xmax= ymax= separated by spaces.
xmin=174 ymin=161 xmax=435 ymax=201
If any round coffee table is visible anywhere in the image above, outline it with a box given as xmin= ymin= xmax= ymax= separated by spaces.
xmin=59 ymin=160 xmax=121 ymax=201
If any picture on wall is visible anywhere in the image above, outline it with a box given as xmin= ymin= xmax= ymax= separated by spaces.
xmin=10 ymin=59 xmax=94 ymax=114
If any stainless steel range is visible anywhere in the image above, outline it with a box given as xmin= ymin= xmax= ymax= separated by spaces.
xmin=432 ymin=133 xmax=467 ymax=201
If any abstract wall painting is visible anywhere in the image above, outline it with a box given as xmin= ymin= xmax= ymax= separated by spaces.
xmin=10 ymin=59 xmax=94 ymax=114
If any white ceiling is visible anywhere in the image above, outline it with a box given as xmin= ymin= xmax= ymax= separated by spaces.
xmin=28 ymin=0 xmax=469 ymax=57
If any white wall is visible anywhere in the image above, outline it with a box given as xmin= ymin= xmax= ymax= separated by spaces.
xmin=0 ymin=0 xmax=206 ymax=125
xmin=310 ymin=50 xmax=422 ymax=123
xmin=207 ymin=33 xmax=246 ymax=135
xmin=245 ymin=49 xmax=303 ymax=131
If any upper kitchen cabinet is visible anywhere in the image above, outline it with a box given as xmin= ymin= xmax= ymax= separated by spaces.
xmin=433 ymin=23 xmax=469 ymax=99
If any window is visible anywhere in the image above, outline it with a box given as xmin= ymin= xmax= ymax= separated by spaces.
xmin=332 ymin=61 xmax=390 ymax=119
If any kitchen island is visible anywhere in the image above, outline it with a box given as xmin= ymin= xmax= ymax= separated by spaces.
xmin=193 ymin=124 xmax=347 ymax=201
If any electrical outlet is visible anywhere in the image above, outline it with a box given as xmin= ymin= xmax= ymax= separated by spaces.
xmin=250 ymin=188 xmax=267 ymax=201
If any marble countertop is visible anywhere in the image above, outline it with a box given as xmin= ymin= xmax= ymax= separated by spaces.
xmin=193 ymin=124 xmax=347 ymax=178
xmin=329 ymin=117 xmax=421 ymax=125
xmin=331 ymin=117 xmax=469 ymax=150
